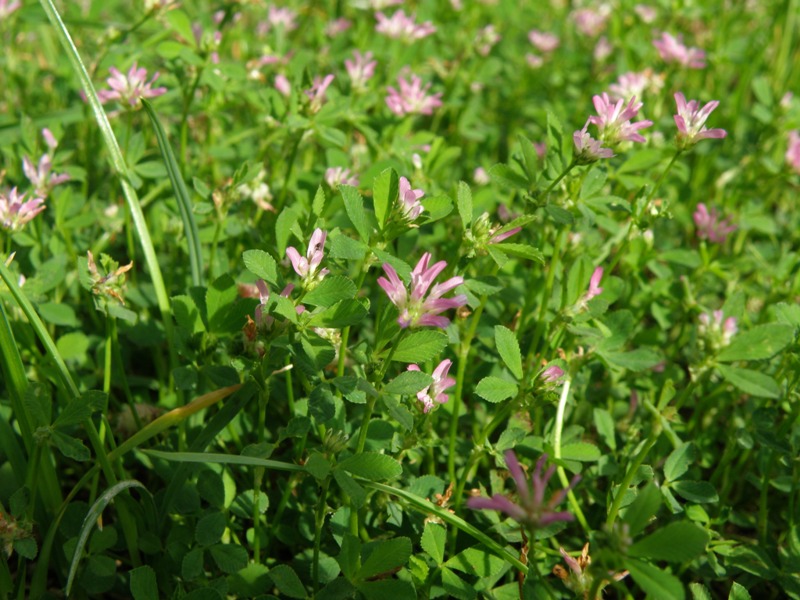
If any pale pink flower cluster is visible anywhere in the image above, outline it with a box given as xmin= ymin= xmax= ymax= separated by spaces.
xmin=249 ymin=280 xmax=298 ymax=330
xmin=97 ymin=62 xmax=167 ymax=108
xmin=386 ymin=74 xmax=442 ymax=117
xmin=540 ymin=365 xmax=565 ymax=385
xmin=474 ymin=25 xmax=501 ymax=57
xmin=274 ymin=74 xmax=291 ymax=97
xmin=407 ymin=359 xmax=455 ymax=413
xmin=572 ymin=5 xmax=610 ymax=37
xmin=0 ymin=0 xmax=21 ymax=18
xmin=304 ymin=74 xmax=335 ymax=112
xmin=345 ymin=51 xmax=377 ymax=90
xmin=574 ymin=94 xmax=652 ymax=163
xmin=378 ymin=253 xmax=467 ymax=329
xmin=325 ymin=17 xmax=352 ymax=37
xmin=693 ymin=203 xmax=736 ymax=243
xmin=593 ymin=37 xmax=613 ymax=62
xmin=259 ymin=6 xmax=298 ymax=34
xmin=286 ymin=228 xmax=329 ymax=287
xmin=375 ymin=10 xmax=436 ymax=42
xmin=608 ymin=69 xmax=663 ymax=102
xmin=698 ymin=310 xmax=737 ymax=348
xmin=528 ymin=30 xmax=560 ymax=53
xmin=23 ymin=129 xmax=70 ymax=198
xmin=398 ymin=176 xmax=425 ymax=220
xmin=473 ymin=167 xmax=490 ymax=185
xmin=634 ymin=4 xmax=657 ymax=23
xmin=673 ymin=93 xmax=727 ymax=149
xmin=786 ymin=131 xmax=800 ymax=173
xmin=467 ymin=451 xmax=579 ymax=528
xmin=653 ymin=32 xmax=706 ymax=69
xmin=0 ymin=188 xmax=45 ymax=233
xmin=325 ymin=167 xmax=359 ymax=188
xmin=583 ymin=267 xmax=604 ymax=305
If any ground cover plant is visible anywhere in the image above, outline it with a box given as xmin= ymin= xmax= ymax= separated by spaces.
xmin=1 ymin=0 xmax=800 ymax=598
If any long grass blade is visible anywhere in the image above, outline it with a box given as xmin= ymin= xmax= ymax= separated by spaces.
xmin=37 ymin=0 xmax=175 ymax=364
xmin=141 ymin=99 xmax=204 ymax=287
xmin=143 ymin=449 xmax=305 ymax=472
xmin=65 ymin=480 xmax=152 ymax=595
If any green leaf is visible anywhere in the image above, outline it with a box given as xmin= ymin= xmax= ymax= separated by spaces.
xmin=580 ymin=168 xmax=607 ymax=199
xmin=717 ymin=323 xmax=794 ymax=362
xmin=671 ymin=481 xmax=719 ymax=504
xmin=358 ymin=537 xmax=412 ymax=580
xmin=491 ymin=243 xmax=544 ymax=263
xmin=489 ymin=163 xmax=528 ymax=188
xmin=9 ymin=487 xmax=30 ymax=518
xmin=384 ymin=371 xmax=433 ymax=395
xmin=341 ymin=185 xmax=371 ymax=242
xmin=338 ymin=534 xmax=361 ymax=581
xmin=391 ymin=330 xmax=448 ymax=363
xmin=306 ymin=452 xmax=332 ymax=481
xmin=626 ymin=558 xmax=685 ymax=600
xmin=441 ymin=567 xmax=477 ymax=600
xmin=560 ymin=442 xmax=601 ymax=461
xmin=421 ymin=523 xmax=446 ymax=564
xmin=661 ymin=249 xmax=701 ymax=268
xmin=728 ymin=582 xmax=752 ymax=600
xmin=268 ymin=564 xmax=307 ymax=599
xmin=494 ymin=325 xmax=523 ymax=379
xmin=717 ymin=365 xmax=780 ymax=399
xmin=181 ymin=547 xmax=203 ymax=580
xmin=373 ymin=168 xmax=398 ymax=231
xmin=51 ymin=430 xmax=90 ymax=461
xmin=308 ymin=299 xmax=369 ymax=328
xmin=475 ymin=376 xmax=518 ymax=403
xmin=206 ymin=274 xmax=238 ymax=334
xmin=338 ymin=452 xmax=402 ymax=481
xmin=208 ymin=544 xmax=248 ymax=574
xmin=13 ymin=537 xmax=37 ymax=560
xmin=622 ymin=483 xmax=662 ymax=537
xmin=312 ymin=184 xmax=327 ymax=217
xmin=129 ymin=565 xmax=158 ymax=600
xmin=334 ymin=468 xmax=366 ymax=510
xmin=242 ymin=249 xmax=279 ymax=286
xmin=173 ymin=294 xmax=205 ymax=334
xmin=630 ymin=521 xmax=709 ymax=562
xmin=309 ymin=384 xmax=337 ymax=424
xmin=165 ymin=9 xmax=196 ymax=47
xmin=593 ymin=408 xmax=617 ymax=451
xmin=664 ymin=443 xmax=696 ymax=482
xmin=689 ymin=583 xmax=713 ymax=600
xmin=446 ymin=546 xmax=508 ymax=578
xmin=37 ymin=302 xmax=79 ymax=327
xmin=330 ymin=233 xmax=368 ymax=260
xmin=603 ymin=348 xmax=662 ymax=371
xmin=357 ymin=579 xmax=416 ymax=600
xmin=303 ymin=275 xmax=357 ymax=308
xmin=195 ymin=511 xmax=226 ymax=546
xmin=421 ymin=194 xmax=453 ymax=223
xmin=54 ymin=391 xmax=106 ymax=428
xmin=456 ymin=181 xmax=473 ymax=230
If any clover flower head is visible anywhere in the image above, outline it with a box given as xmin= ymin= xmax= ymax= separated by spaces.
xmin=587 ymin=93 xmax=653 ymax=145
xmin=407 ymin=359 xmax=455 ymax=412
xmin=274 ymin=74 xmax=291 ymax=97
xmin=573 ymin=127 xmax=614 ymax=164
xmin=698 ymin=310 xmax=737 ymax=348
xmin=653 ymin=32 xmax=706 ymax=69
xmin=475 ymin=24 xmax=501 ymax=56
xmin=377 ymin=253 xmax=467 ymax=329
xmin=375 ymin=10 xmax=436 ymax=42
xmin=325 ymin=17 xmax=352 ymax=37
xmin=787 ymin=130 xmax=800 ymax=174
xmin=540 ymin=365 xmax=565 ymax=385
xmin=265 ymin=6 xmax=298 ymax=32
xmin=553 ymin=543 xmax=629 ymax=597
xmin=572 ymin=5 xmax=610 ymax=37
xmin=345 ymin=50 xmax=377 ymax=89
xmin=97 ymin=62 xmax=167 ymax=108
xmin=467 ymin=451 xmax=579 ymax=528
xmin=585 ymin=267 xmax=604 ymax=302
xmin=305 ymin=74 xmax=335 ymax=113
xmin=286 ymin=228 xmax=329 ymax=288
xmin=528 ymin=30 xmax=559 ymax=53
xmin=386 ymin=74 xmax=443 ymax=117
xmin=85 ymin=251 xmax=134 ymax=306
xmin=693 ymin=203 xmax=736 ymax=243
xmin=673 ymin=93 xmax=727 ymax=148
xmin=398 ymin=176 xmax=425 ymax=220
xmin=325 ymin=167 xmax=359 ymax=189
xmin=0 ymin=188 xmax=45 ymax=232
xmin=0 ymin=0 xmax=21 ymax=18
xmin=608 ymin=69 xmax=663 ymax=102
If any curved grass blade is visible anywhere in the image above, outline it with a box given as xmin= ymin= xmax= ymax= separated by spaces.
xmin=0 ymin=302 xmax=33 ymax=449
xmin=362 ymin=480 xmax=528 ymax=574
xmin=141 ymin=99 xmax=204 ymax=287
xmin=144 ymin=449 xmax=305 ymax=473
xmin=37 ymin=0 xmax=175 ymax=366
xmin=65 ymin=480 xmax=152 ymax=596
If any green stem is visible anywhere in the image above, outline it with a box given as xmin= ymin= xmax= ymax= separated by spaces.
xmin=313 ymin=478 xmax=331 ymax=595
xmin=448 ymin=295 xmax=488 ymax=483
xmin=337 ymin=253 xmax=371 ymax=378
xmin=526 ymin=228 xmax=566 ymax=364
xmin=552 ymin=378 xmax=590 ymax=533
xmin=541 ymin=161 xmax=577 ymax=196
xmin=606 ymin=429 xmax=660 ymax=528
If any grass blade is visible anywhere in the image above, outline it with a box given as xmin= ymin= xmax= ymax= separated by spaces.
xmin=143 ymin=449 xmax=305 ymax=472
xmin=141 ymin=99 xmax=204 ymax=287
xmin=37 ymin=0 xmax=175 ymax=366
